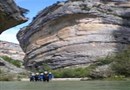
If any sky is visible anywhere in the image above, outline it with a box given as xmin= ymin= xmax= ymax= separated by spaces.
xmin=0 ymin=0 xmax=66 ymax=44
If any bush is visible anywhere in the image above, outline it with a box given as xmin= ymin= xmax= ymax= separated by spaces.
xmin=95 ymin=48 xmax=130 ymax=77
xmin=95 ymin=56 xmax=114 ymax=66
xmin=104 ymin=75 xmax=126 ymax=81
xmin=111 ymin=49 xmax=130 ymax=77
xmin=0 ymin=75 xmax=14 ymax=81
xmin=51 ymin=66 xmax=94 ymax=78
xmin=90 ymin=47 xmax=130 ymax=78
xmin=0 ymin=69 xmax=14 ymax=81
xmin=42 ymin=63 xmax=51 ymax=71
xmin=0 ymin=69 xmax=2 ymax=74
xmin=1 ymin=56 xmax=22 ymax=68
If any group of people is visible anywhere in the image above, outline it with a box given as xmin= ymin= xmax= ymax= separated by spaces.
xmin=29 ymin=71 xmax=54 ymax=82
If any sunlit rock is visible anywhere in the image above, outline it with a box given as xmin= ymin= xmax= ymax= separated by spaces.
xmin=17 ymin=0 xmax=130 ymax=70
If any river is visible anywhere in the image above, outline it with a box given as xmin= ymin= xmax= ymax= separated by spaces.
xmin=0 ymin=81 xmax=130 ymax=90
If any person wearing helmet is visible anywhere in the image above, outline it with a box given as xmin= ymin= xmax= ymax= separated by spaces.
xmin=30 ymin=73 xmax=35 ymax=81
xmin=43 ymin=71 xmax=49 ymax=82
xmin=39 ymin=73 xmax=44 ymax=81
xmin=35 ymin=73 xmax=39 ymax=81
xmin=49 ymin=72 xmax=54 ymax=80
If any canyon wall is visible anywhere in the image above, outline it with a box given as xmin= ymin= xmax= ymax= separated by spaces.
xmin=0 ymin=40 xmax=25 ymax=61
xmin=0 ymin=40 xmax=25 ymax=73
xmin=17 ymin=0 xmax=130 ymax=70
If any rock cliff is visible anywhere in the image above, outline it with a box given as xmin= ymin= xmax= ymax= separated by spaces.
xmin=0 ymin=40 xmax=25 ymax=73
xmin=0 ymin=40 xmax=25 ymax=61
xmin=0 ymin=0 xmax=28 ymax=34
xmin=17 ymin=0 xmax=130 ymax=70
xmin=0 ymin=57 xmax=25 ymax=73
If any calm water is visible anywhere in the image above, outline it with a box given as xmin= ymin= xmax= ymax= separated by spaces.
xmin=0 ymin=81 xmax=130 ymax=90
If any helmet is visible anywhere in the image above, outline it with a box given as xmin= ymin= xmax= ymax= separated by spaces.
xmin=31 ymin=73 xmax=35 ymax=76
xmin=36 ymin=73 xmax=39 ymax=75
xmin=49 ymin=72 xmax=52 ymax=74
xmin=40 ymin=73 xmax=43 ymax=75
xmin=44 ymin=71 xmax=48 ymax=74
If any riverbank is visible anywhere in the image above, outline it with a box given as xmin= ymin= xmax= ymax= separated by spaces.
xmin=20 ymin=77 xmax=130 ymax=81
xmin=21 ymin=78 xmax=83 ymax=81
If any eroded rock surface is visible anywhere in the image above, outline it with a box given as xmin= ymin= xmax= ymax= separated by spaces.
xmin=0 ymin=57 xmax=25 ymax=73
xmin=0 ymin=40 xmax=26 ymax=73
xmin=17 ymin=0 xmax=130 ymax=70
xmin=0 ymin=0 xmax=28 ymax=34
xmin=0 ymin=40 xmax=25 ymax=61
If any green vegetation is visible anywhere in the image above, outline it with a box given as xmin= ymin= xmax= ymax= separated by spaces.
xmin=42 ymin=63 xmax=52 ymax=71
xmin=0 ymin=69 xmax=28 ymax=81
xmin=49 ymin=48 xmax=130 ymax=79
xmin=0 ymin=56 xmax=22 ymax=68
xmin=49 ymin=66 xmax=95 ymax=78
xmin=103 ymin=75 xmax=126 ymax=81
xmin=111 ymin=49 xmax=130 ymax=77
xmin=16 ymin=72 xmax=29 ymax=81
xmin=1 ymin=49 xmax=129 ymax=80
xmin=95 ymin=56 xmax=114 ymax=66
xmin=35 ymin=62 xmax=96 ymax=78
xmin=95 ymin=48 xmax=130 ymax=78
xmin=0 ymin=69 xmax=14 ymax=81
xmin=32 ymin=48 xmax=130 ymax=79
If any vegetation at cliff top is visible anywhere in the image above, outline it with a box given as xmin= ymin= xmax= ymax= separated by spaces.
xmin=0 ymin=56 xmax=22 ymax=68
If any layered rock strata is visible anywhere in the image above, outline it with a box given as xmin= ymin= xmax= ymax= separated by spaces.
xmin=17 ymin=0 xmax=130 ymax=69
xmin=0 ymin=40 xmax=25 ymax=61
xmin=0 ymin=57 xmax=25 ymax=73
xmin=0 ymin=41 xmax=25 ymax=73
xmin=0 ymin=0 xmax=28 ymax=34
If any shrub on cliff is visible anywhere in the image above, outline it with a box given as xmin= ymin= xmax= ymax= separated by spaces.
xmin=95 ymin=56 xmax=114 ymax=66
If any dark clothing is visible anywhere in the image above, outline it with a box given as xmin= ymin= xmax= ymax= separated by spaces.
xmin=49 ymin=74 xmax=53 ymax=80
xmin=30 ymin=76 xmax=35 ymax=81
xmin=43 ymin=74 xmax=49 ymax=82
xmin=35 ymin=75 xmax=39 ymax=81
xmin=39 ymin=75 xmax=44 ymax=81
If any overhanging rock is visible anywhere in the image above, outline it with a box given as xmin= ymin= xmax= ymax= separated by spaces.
xmin=17 ymin=0 xmax=130 ymax=70
xmin=0 ymin=0 xmax=28 ymax=34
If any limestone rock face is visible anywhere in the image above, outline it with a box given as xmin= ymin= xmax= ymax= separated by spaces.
xmin=17 ymin=0 xmax=130 ymax=69
xmin=0 ymin=57 xmax=25 ymax=73
xmin=0 ymin=0 xmax=28 ymax=34
xmin=0 ymin=41 xmax=26 ymax=73
xmin=0 ymin=40 xmax=25 ymax=61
